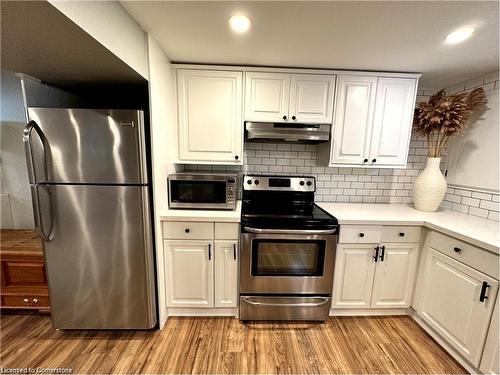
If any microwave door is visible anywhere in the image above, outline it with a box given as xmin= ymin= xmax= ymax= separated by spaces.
xmin=169 ymin=179 xmax=231 ymax=209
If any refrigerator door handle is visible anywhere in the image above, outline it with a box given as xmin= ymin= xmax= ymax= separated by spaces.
xmin=23 ymin=120 xmax=48 ymax=183
xmin=31 ymin=185 xmax=52 ymax=242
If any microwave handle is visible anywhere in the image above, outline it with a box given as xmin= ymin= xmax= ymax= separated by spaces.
xmin=244 ymin=227 xmax=337 ymax=235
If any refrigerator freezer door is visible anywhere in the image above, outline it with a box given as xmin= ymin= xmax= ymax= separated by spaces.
xmin=40 ymin=184 xmax=156 ymax=329
xmin=25 ymin=108 xmax=147 ymax=184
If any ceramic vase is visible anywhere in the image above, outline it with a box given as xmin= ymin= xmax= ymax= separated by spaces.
xmin=413 ymin=157 xmax=447 ymax=212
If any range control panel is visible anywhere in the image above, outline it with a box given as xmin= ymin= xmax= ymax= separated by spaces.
xmin=243 ymin=175 xmax=315 ymax=192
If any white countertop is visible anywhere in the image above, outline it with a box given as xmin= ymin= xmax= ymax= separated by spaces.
xmin=317 ymin=203 xmax=500 ymax=254
xmin=159 ymin=201 xmax=242 ymax=223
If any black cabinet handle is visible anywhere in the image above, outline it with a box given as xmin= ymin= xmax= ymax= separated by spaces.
xmin=379 ymin=245 xmax=385 ymax=262
xmin=359 ymin=233 xmax=365 ymax=238
xmin=373 ymin=246 xmax=379 ymax=262
xmin=233 ymin=243 xmax=236 ymax=260
xmin=372 ymin=158 xmax=377 ymax=163
xmin=208 ymin=243 xmax=211 ymax=260
xmin=292 ymin=115 xmax=296 ymax=120
xmin=399 ymin=232 xmax=405 ymax=237
xmin=453 ymin=247 xmax=461 ymax=253
xmin=479 ymin=281 xmax=490 ymax=302
xmin=234 ymin=155 xmax=239 ymax=160
xmin=363 ymin=158 xmax=368 ymax=163
xmin=283 ymin=115 xmax=287 ymax=120
xmin=185 ymin=228 xmax=190 ymax=233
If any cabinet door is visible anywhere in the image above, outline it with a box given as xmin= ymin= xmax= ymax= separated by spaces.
xmin=177 ymin=69 xmax=243 ymax=163
xmin=214 ymin=240 xmax=238 ymax=308
xmin=330 ymin=75 xmax=377 ymax=165
xmin=245 ymin=72 xmax=290 ymax=122
xmin=164 ymin=240 xmax=214 ymax=308
xmin=480 ymin=294 xmax=499 ymax=375
xmin=369 ymin=78 xmax=417 ymax=167
xmin=332 ymin=244 xmax=377 ymax=309
xmin=421 ymin=248 xmax=498 ymax=366
xmin=371 ymin=243 xmax=418 ymax=308
xmin=289 ymin=74 xmax=335 ymax=124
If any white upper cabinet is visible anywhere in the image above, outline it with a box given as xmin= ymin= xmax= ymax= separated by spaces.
xmin=245 ymin=72 xmax=290 ymax=122
xmin=177 ymin=69 xmax=243 ymax=164
xmin=289 ymin=74 xmax=335 ymax=123
xmin=370 ymin=78 xmax=416 ymax=166
xmin=329 ymin=75 xmax=377 ymax=165
xmin=321 ymin=74 xmax=418 ymax=168
xmin=244 ymin=71 xmax=335 ymax=124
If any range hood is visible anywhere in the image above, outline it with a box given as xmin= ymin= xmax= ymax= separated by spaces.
xmin=245 ymin=122 xmax=331 ymax=143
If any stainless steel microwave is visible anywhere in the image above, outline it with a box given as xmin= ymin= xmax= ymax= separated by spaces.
xmin=168 ymin=174 xmax=238 ymax=210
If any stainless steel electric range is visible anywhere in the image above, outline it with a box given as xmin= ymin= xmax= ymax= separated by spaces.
xmin=239 ymin=175 xmax=339 ymax=321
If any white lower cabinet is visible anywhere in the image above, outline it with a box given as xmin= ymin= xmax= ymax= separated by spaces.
xmin=333 ymin=242 xmax=418 ymax=309
xmin=420 ymin=247 xmax=499 ymax=367
xmin=214 ymin=240 xmax=238 ymax=307
xmin=371 ymin=243 xmax=418 ymax=308
xmin=332 ymin=244 xmax=376 ymax=308
xmin=163 ymin=221 xmax=239 ymax=310
xmin=480 ymin=295 xmax=500 ymax=375
xmin=164 ymin=240 xmax=214 ymax=308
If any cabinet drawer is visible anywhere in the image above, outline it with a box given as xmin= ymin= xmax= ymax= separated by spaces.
xmin=163 ymin=221 xmax=213 ymax=240
xmin=2 ymin=261 xmax=47 ymax=287
xmin=381 ymin=226 xmax=421 ymax=243
xmin=215 ymin=223 xmax=239 ymax=240
xmin=339 ymin=225 xmax=382 ymax=244
xmin=1 ymin=295 xmax=50 ymax=309
xmin=429 ymin=231 xmax=499 ymax=279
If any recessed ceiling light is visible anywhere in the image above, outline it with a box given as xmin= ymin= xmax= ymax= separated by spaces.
xmin=445 ymin=26 xmax=476 ymax=44
xmin=229 ymin=15 xmax=251 ymax=34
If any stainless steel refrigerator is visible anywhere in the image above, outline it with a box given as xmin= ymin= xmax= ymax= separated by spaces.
xmin=23 ymin=108 xmax=156 ymax=329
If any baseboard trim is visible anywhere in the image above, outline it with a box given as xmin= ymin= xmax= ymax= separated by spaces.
xmin=408 ymin=308 xmax=479 ymax=374
xmin=167 ymin=307 xmax=238 ymax=317
xmin=330 ymin=308 xmax=409 ymax=316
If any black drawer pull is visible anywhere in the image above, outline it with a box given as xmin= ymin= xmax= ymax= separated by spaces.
xmin=373 ymin=246 xmax=379 ymax=262
xmin=185 ymin=228 xmax=190 ymax=233
xmin=479 ymin=281 xmax=490 ymax=302
xmin=399 ymin=232 xmax=405 ymax=237
xmin=233 ymin=243 xmax=236 ymax=260
xmin=208 ymin=243 xmax=211 ymax=260
xmin=379 ymin=245 xmax=386 ymax=262
xmin=453 ymin=247 xmax=461 ymax=253
xmin=359 ymin=233 xmax=365 ymax=238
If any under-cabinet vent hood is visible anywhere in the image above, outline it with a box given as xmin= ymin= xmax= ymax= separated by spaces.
xmin=245 ymin=122 xmax=331 ymax=143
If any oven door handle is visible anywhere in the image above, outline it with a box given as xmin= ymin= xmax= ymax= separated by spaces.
xmin=243 ymin=227 xmax=337 ymax=235
xmin=241 ymin=296 xmax=330 ymax=307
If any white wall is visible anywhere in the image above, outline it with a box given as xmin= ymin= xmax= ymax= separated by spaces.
xmin=48 ymin=0 xmax=149 ymax=80
xmin=444 ymin=72 xmax=499 ymax=193
xmin=0 ymin=71 xmax=34 ymax=229
xmin=147 ymin=34 xmax=177 ymax=328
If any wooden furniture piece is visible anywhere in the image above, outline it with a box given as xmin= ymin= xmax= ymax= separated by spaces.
xmin=1 ymin=229 xmax=50 ymax=311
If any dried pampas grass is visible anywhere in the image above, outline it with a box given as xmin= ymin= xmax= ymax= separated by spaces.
xmin=413 ymin=87 xmax=487 ymax=157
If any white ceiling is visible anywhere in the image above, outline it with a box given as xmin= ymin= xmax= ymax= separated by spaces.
xmin=122 ymin=1 xmax=499 ymax=89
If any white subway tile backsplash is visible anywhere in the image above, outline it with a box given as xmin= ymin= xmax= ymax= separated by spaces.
xmin=461 ymin=197 xmax=480 ymax=207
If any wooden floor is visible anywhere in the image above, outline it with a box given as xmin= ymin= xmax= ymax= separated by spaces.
xmin=0 ymin=312 xmax=466 ymax=374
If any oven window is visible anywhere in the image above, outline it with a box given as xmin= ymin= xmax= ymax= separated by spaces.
xmin=251 ymin=240 xmax=325 ymax=276
xmin=170 ymin=181 xmax=226 ymax=203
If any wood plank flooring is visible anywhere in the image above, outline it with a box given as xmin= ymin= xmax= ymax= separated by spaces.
xmin=0 ymin=312 xmax=467 ymax=374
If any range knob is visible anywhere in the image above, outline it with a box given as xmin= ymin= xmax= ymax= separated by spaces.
xmin=254 ymin=180 xmax=260 ymax=185
xmin=247 ymin=180 xmax=252 ymax=185
xmin=306 ymin=181 xmax=312 ymax=186
xmin=299 ymin=181 xmax=305 ymax=186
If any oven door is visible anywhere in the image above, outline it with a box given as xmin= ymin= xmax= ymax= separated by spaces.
xmin=169 ymin=178 xmax=230 ymax=209
xmin=240 ymin=228 xmax=337 ymax=294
